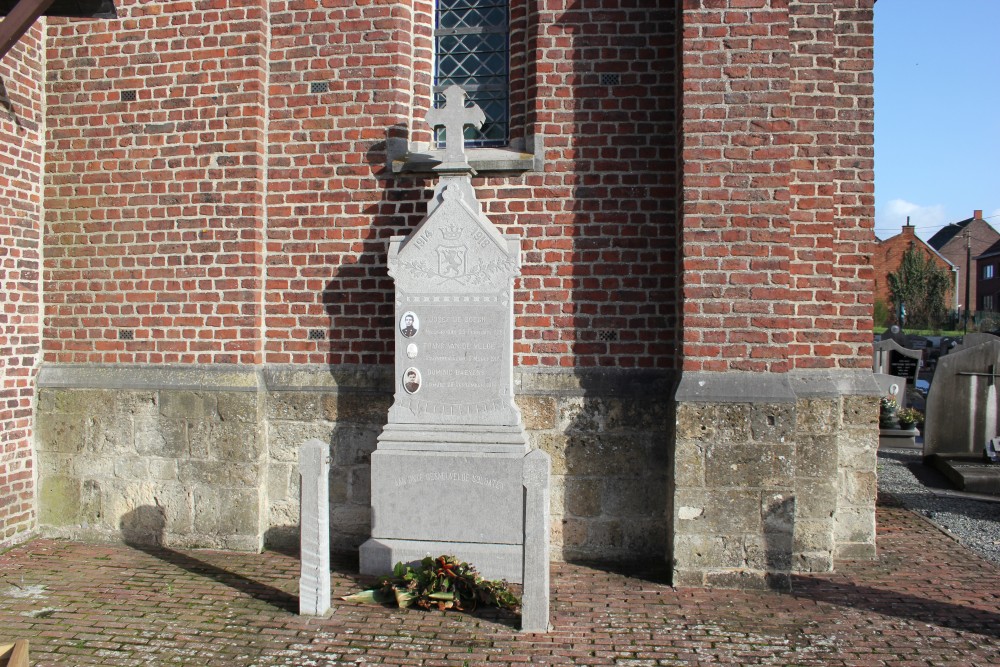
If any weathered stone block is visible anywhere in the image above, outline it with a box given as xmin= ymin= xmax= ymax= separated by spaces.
xmin=331 ymin=426 xmax=379 ymax=466
xmin=842 ymin=394 xmax=878 ymax=426
xmin=672 ymin=534 xmax=741 ymax=569
xmin=565 ymin=478 xmax=602 ymax=517
xmin=833 ymin=507 xmax=876 ymax=544
xmin=221 ymin=490 xmax=261 ymax=537
xmin=761 ymin=493 xmax=795 ymax=534
xmin=135 ymin=419 xmax=186 ymax=457
xmin=329 ymin=467 xmax=349 ymax=504
xmin=603 ymin=476 xmax=667 ymax=517
xmin=794 ymin=480 xmax=837 ymax=519
xmin=704 ymin=443 xmax=794 ymax=488
xmin=561 ymin=517 xmax=588 ymax=549
xmin=716 ymin=403 xmax=752 ymax=443
xmin=114 ymin=458 xmax=150 ymax=480
xmin=268 ymin=421 xmax=333 ymax=463
xmin=217 ymin=391 xmax=260 ymax=424
xmin=266 ymin=390 xmax=321 ymax=421
xmin=838 ymin=470 xmax=877 ymax=506
xmin=793 ymin=518 xmax=834 ymax=556
xmin=36 ymin=451 xmax=75 ymax=476
xmin=622 ymin=519 xmax=667 ymax=554
xmin=675 ymin=403 xmax=716 ymax=440
xmin=605 ymin=397 xmax=671 ymax=431
xmin=85 ymin=416 xmax=135 ymax=455
xmin=795 ymin=435 xmax=838 ymax=478
xmin=558 ymin=396 xmax=605 ymax=434
xmin=674 ymin=489 xmax=762 ymax=535
xmin=160 ymin=391 xmax=218 ymax=420
xmin=581 ymin=520 xmax=625 ymax=551
xmin=533 ymin=432 xmax=568 ymax=474
xmin=750 ymin=403 xmax=794 ymax=442
xmin=267 ymin=462 xmax=296 ymax=502
xmin=515 ymin=395 xmax=557 ymax=429
xmin=80 ymin=479 xmax=102 ymax=524
xmin=322 ymin=392 xmax=391 ymax=424
xmin=178 ymin=461 xmax=259 ymax=487
xmin=835 ymin=542 xmax=876 ymax=561
xmin=838 ymin=433 xmax=877 ymax=471
xmin=795 ymin=398 xmax=838 ymax=435
xmin=210 ymin=421 xmax=264 ymax=463
xmin=564 ymin=434 xmax=651 ymax=476
xmin=349 ymin=466 xmax=371 ymax=504
xmin=36 ymin=415 xmax=86 ymax=453
xmin=673 ymin=440 xmax=706 ymax=487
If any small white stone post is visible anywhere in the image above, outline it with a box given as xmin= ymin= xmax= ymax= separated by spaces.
xmin=299 ymin=438 xmax=331 ymax=616
xmin=521 ymin=449 xmax=551 ymax=632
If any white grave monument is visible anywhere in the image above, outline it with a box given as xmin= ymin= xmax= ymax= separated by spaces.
xmin=359 ymin=86 xmax=551 ymax=632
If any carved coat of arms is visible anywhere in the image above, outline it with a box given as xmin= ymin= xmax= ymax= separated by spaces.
xmin=437 ymin=245 xmax=467 ymax=278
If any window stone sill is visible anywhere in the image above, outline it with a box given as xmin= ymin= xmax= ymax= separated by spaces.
xmin=390 ymin=141 xmax=543 ymax=175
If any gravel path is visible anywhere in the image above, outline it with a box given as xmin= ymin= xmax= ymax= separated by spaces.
xmin=878 ymin=446 xmax=1000 ymax=567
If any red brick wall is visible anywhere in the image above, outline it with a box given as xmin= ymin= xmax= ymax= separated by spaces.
xmin=45 ymin=0 xmax=680 ymax=369
xmin=45 ymin=1 xmax=268 ymax=364
xmin=0 ymin=26 xmax=44 ymax=545
xmin=828 ymin=0 xmax=875 ymax=369
xmin=679 ymin=0 xmax=874 ymax=372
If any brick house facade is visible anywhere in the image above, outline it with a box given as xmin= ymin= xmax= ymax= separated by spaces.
xmin=873 ymin=222 xmax=957 ymax=318
xmin=927 ymin=210 xmax=1000 ymax=317
xmin=0 ymin=1 xmax=877 ymax=588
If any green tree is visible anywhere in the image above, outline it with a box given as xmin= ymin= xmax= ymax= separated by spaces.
xmin=887 ymin=245 xmax=951 ymax=329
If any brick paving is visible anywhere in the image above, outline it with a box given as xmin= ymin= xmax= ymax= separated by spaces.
xmin=1 ymin=497 xmax=998 ymax=666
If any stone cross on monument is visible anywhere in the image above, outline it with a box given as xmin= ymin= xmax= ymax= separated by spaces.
xmin=425 ymin=84 xmax=485 ymax=168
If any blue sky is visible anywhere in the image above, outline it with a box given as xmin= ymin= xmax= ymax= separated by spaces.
xmin=874 ymin=0 xmax=1000 ymax=241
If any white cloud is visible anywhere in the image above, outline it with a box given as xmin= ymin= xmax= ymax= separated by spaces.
xmin=876 ymin=199 xmax=948 ymax=240
xmin=990 ymin=208 xmax=1000 ymax=222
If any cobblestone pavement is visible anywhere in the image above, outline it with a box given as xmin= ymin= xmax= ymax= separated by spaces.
xmin=1 ymin=498 xmax=998 ymax=666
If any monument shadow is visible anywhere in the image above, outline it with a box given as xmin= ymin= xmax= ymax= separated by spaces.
xmin=121 ymin=505 xmax=298 ymax=614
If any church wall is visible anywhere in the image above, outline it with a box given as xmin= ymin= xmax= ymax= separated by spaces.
xmin=30 ymin=0 xmax=879 ymax=589
xmin=36 ymin=0 xmax=680 ymax=560
xmin=0 ymin=25 xmax=45 ymax=548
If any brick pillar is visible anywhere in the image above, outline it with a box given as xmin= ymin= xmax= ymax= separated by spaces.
xmin=671 ymin=0 xmax=878 ymax=588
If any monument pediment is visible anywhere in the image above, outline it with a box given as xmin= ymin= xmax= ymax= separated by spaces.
xmin=388 ymin=181 xmax=517 ymax=294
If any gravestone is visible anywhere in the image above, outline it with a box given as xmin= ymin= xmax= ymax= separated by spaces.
xmin=950 ymin=332 xmax=1000 ymax=355
xmin=360 ymin=86 xmax=551 ymax=632
xmin=873 ymin=338 xmax=922 ymax=386
xmin=299 ymin=439 xmax=331 ymax=616
xmin=924 ymin=340 xmax=1000 ymax=494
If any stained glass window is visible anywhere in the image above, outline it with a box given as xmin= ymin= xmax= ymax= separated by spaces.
xmin=434 ymin=0 xmax=509 ymax=147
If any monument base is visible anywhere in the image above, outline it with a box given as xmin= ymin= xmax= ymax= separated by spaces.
xmin=363 ymin=446 xmax=533 ymax=583
xmin=360 ymin=538 xmax=524 ymax=582
xmin=926 ymin=454 xmax=1000 ymax=495
xmin=878 ymin=427 xmax=919 ymax=450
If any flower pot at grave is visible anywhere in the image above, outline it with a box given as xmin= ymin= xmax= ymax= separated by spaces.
xmin=879 ymin=406 xmax=900 ymax=430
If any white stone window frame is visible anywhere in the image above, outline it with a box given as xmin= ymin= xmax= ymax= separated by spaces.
xmin=391 ymin=0 xmax=542 ymax=174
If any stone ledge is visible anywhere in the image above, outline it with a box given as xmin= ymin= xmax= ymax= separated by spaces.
xmin=676 ymin=370 xmax=881 ymax=404
xmin=37 ymin=364 xmax=260 ymax=392
xmin=262 ymin=365 xmax=392 ymax=392
xmin=515 ymin=368 xmax=675 ymax=396
xmin=37 ymin=364 xmax=675 ymax=398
